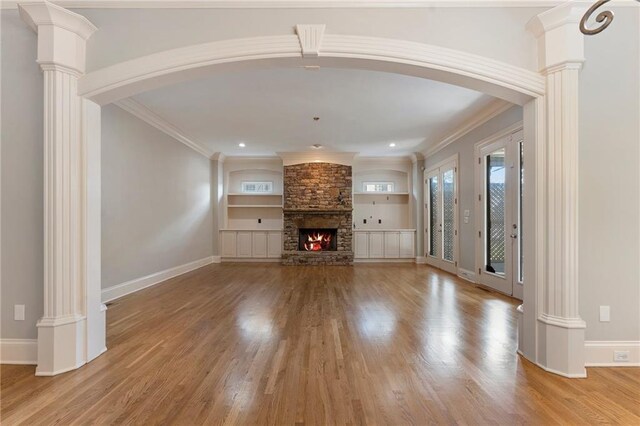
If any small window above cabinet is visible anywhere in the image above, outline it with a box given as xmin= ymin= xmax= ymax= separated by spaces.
xmin=362 ymin=182 xmax=395 ymax=193
xmin=241 ymin=181 xmax=273 ymax=194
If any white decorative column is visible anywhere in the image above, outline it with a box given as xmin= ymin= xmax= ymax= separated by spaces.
xmin=528 ymin=2 xmax=587 ymax=378
xmin=411 ymin=153 xmax=426 ymax=262
xmin=19 ymin=1 xmax=103 ymax=376
xmin=211 ymin=153 xmax=225 ymax=262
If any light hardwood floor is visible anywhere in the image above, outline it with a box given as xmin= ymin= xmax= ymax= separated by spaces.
xmin=2 ymin=263 xmax=639 ymax=425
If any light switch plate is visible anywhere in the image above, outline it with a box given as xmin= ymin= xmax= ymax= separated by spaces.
xmin=599 ymin=305 xmax=610 ymax=322
xmin=14 ymin=304 xmax=25 ymax=321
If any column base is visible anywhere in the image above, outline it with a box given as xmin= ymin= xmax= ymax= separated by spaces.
xmin=538 ymin=314 xmax=587 ymax=378
xmin=36 ymin=315 xmax=86 ymax=376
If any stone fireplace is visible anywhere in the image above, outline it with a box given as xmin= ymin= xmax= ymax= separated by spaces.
xmin=282 ymin=162 xmax=354 ymax=265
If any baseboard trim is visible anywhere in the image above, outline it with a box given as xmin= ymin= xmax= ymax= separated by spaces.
xmin=221 ymin=258 xmax=281 ymax=263
xmin=0 ymin=339 xmax=38 ymax=365
xmin=354 ymin=258 xmax=415 ymax=263
xmin=415 ymin=256 xmax=427 ymax=264
xmin=102 ymin=256 xmax=215 ymax=302
xmin=212 ymin=256 xmax=222 ymax=263
xmin=457 ymin=268 xmax=476 ymax=283
xmin=585 ymin=341 xmax=640 ymax=367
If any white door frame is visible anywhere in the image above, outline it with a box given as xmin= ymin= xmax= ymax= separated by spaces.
xmin=424 ymin=154 xmax=459 ymax=275
xmin=474 ymin=123 xmax=522 ymax=297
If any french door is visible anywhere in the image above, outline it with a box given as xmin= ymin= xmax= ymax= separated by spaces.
xmin=475 ymin=128 xmax=524 ymax=298
xmin=424 ymin=156 xmax=458 ymax=275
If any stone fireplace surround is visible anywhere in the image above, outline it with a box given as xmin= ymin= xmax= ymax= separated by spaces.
xmin=282 ymin=162 xmax=354 ymax=265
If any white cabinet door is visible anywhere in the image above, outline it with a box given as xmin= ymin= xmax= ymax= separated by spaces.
xmin=221 ymin=231 xmax=237 ymax=257
xmin=267 ymin=232 xmax=282 ymax=258
xmin=252 ymin=232 xmax=268 ymax=258
xmin=368 ymin=232 xmax=385 ymax=258
xmin=354 ymin=232 xmax=369 ymax=258
xmin=400 ymin=232 xmax=415 ymax=258
xmin=384 ymin=232 xmax=400 ymax=258
xmin=236 ymin=232 xmax=253 ymax=258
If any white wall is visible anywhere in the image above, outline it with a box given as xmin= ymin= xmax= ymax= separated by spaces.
xmin=101 ymin=105 xmax=214 ymax=289
xmin=0 ymin=10 xmax=44 ymax=339
xmin=579 ymin=7 xmax=640 ymax=342
xmin=79 ymin=7 xmax=544 ymax=72
xmin=424 ymin=106 xmax=523 ymax=272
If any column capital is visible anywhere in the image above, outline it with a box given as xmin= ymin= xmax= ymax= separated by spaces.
xmin=527 ymin=1 xmax=589 ymax=73
xmin=18 ymin=0 xmax=97 ymax=74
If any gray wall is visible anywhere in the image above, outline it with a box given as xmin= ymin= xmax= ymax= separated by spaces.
xmin=579 ymin=8 xmax=639 ymax=342
xmin=101 ymin=105 xmax=213 ymax=289
xmin=424 ymin=106 xmax=523 ymax=272
xmin=1 ymin=10 xmax=44 ymax=339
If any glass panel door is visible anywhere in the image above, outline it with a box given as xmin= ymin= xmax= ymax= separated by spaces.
xmin=442 ymin=168 xmax=456 ymax=262
xmin=427 ymin=171 xmax=440 ymax=258
xmin=485 ymin=147 xmax=506 ymax=275
xmin=476 ymin=129 xmax=523 ymax=298
xmin=424 ymin=159 xmax=457 ymax=274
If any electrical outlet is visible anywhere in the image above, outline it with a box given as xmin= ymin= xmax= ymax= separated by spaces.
xmin=14 ymin=305 xmax=25 ymax=321
xmin=614 ymin=351 xmax=630 ymax=362
xmin=378 ymin=219 xmax=382 ymax=224
xmin=258 ymin=218 xmax=262 ymax=224
xmin=599 ymin=305 xmax=610 ymax=322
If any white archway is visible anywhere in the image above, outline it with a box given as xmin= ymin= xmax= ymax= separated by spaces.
xmin=20 ymin=2 xmax=588 ymax=378
xmin=78 ymin=32 xmax=544 ymax=106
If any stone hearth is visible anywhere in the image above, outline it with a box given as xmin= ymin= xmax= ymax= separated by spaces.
xmin=282 ymin=163 xmax=353 ymax=265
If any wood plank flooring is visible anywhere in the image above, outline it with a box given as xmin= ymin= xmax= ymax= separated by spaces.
xmin=2 ymin=263 xmax=639 ymax=425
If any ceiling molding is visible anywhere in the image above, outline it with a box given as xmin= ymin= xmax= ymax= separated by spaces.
xmin=278 ymin=152 xmax=357 ymax=166
xmin=0 ymin=0 xmax=568 ymax=9
xmin=2 ymin=0 xmax=637 ymax=9
xmin=115 ymin=98 xmax=214 ymax=158
xmin=422 ymin=99 xmax=513 ymax=157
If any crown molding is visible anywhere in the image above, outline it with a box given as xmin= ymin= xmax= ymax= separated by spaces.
xmin=3 ymin=0 xmax=638 ymax=9
xmin=0 ymin=0 xmax=559 ymax=9
xmin=422 ymin=99 xmax=513 ymax=157
xmin=114 ymin=98 xmax=214 ymax=158
xmin=18 ymin=1 xmax=97 ymax=39
xmin=278 ymin=151 xmax=357 ymax=166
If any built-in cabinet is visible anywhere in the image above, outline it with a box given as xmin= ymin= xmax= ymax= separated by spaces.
xmin=353 ymin=230 xmax=415 ymax=260
xmin=220 ymin=230 xmax=282 ymax=259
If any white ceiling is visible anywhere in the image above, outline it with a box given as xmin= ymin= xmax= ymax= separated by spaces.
xmin=132 ymin=67 xmax=497 ymax=156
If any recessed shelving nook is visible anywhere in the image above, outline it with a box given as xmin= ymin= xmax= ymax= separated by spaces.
xmin=352 ymin=158 xmax=413 ymax=230
xmin=352 ymin=158 xmax=416 ymax=261
xmin=220 ymin=158 xmax=284 ymax=261
xmin=223 ymin=160 xmax=284 ymax=231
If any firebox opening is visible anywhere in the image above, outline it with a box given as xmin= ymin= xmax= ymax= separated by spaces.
xmin=298 ymin=228 xmax=338 ymax=252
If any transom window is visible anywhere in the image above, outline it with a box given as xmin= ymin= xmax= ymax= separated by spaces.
xmin=362 ymin=182 xmax=395 ymax=193
xmin=241 ymin=181 xmax=273 ymax=194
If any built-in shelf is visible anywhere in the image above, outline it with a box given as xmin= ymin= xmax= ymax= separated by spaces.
xmin=354 ymin=192 xmax=409 ymax=195
xmin=227 ymin=193 xmax=283 ymax=197
xmin=228 ymin=205 xmax=283 ymax=208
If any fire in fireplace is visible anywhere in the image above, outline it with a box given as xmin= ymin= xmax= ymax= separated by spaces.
xmin=299 ymin=228 xmax=337 ymax=252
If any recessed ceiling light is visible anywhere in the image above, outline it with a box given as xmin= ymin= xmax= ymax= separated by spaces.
xmin=238 ymin=143 xmax=246 ymax=148
xmin=389 ymin=143 xmax=396 ymax=147
xmin=312 ymin=144 xmax=323 ymax=149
